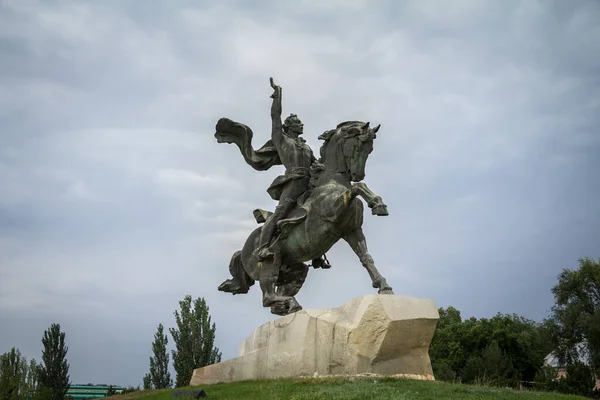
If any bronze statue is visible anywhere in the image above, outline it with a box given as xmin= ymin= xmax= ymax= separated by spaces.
xmin=214 ymin=78 xmax=393 ymax=315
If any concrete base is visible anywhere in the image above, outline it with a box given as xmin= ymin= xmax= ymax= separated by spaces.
xmin=189 ymin=294 xmax=439 ymax=385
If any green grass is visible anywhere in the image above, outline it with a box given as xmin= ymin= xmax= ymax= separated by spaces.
xmin=112 ymin=377 xmax=587 ymax=400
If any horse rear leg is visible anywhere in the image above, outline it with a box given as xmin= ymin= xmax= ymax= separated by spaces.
xmin=272 ymin=263 xmax=307 ymax=314
xmin=344 ymin=228 xmax=394 ymax=294
xmin=259 ymin=259 xmax=303 ymax=316
xmin=276 ymin=262 xmax=309 ymax=297
xmin=218 ymin=250 xmax=255 ymax=295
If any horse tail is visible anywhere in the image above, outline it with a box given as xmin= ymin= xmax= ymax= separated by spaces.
xmin=228 ymin=250 xmax=255 ymax=293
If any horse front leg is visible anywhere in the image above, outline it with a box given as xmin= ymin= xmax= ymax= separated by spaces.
xmin=351 ymin=182 xmax=388 ymax=216
xmin=329 ymin=182 xmax=387 ymax=218
xmin=344 ymin=228 xmax=394 ymax=294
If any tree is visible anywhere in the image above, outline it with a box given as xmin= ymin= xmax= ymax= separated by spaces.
xmin=25 ymin=359 xmax=39 ymax=398
xmin=170 ymin=295 xmax=222 ymax=387
xmin=147 ymin=323 xmax=172 ymax=389
xmin=0 ymin=350 xmax=41 ymax=400
xmin=461 ymin=341 xmax=516 ymax=386
xmin=546 ymin=257 xmax=600 ymax=375
xmin=534 ymin=364 xmax=559 ymax=392
xmin=429 ymin=306 xmax=467 ymax=380
xmin=555 ymin=362 xmax=597 ymax=397
xmin=105 ymin=385 xmax=116 ymax=397
xmin=142 ymin=374 xmax=151 ymax=390
xmin=484 ymin=314 xmax=553 ymax=382
xmin=38 ymin=323 xmax=70 ymax=400
xmin=0 ymin=347 xmax=28 ymax=400
xmin=429 ymin=307 xmax=552 ymax=386
xmin=432 ymin=360 xmax=456 ymax=382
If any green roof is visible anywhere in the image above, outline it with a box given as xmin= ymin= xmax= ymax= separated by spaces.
xmin=65 ymin=385 xmax=125 ymax=399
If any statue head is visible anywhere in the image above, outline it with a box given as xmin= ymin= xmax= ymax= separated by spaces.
xmin=283 ymin=114 xmax=304 ymax=137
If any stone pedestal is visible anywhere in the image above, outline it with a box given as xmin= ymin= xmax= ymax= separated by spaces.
xmin=189 ymin=294 xmax=439 ymax=385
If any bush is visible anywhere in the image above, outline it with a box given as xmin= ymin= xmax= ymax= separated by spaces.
xmin=433 ymin=360 xmax=457 ymax=382
xmin=121 ymin=386 xmax=140 ymax=394
xmin=555 ymin=362 xmax=596 ymax=397
xmin=461 ymin=341 xmax=516 ymax=387
xmin=533 ymin=365 xmax=558 ymax=392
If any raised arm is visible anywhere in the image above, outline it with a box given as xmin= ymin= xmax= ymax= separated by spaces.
xmin=269 ymin=77 xmax=283 ymax=146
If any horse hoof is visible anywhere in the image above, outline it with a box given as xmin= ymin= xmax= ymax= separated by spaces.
xmin=378 ymin=288 xmax=394 ymax=295
xmin=219 ymin=280 xmax=248 ymax=294
xmin=288 ymin=304 xmax=303 ymax=314
xmin=270 ymin=305 xmax=289 ymax=316
xmin=218 ymin=280 xmax=232 ymax=292
xmin=269 ymin=298 xmax=303 ymax=316
xmin=372 ymin=204 xmax=389 ymax=216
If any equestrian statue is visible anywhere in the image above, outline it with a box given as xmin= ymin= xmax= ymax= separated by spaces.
xmin=215 ymin=77 xmax=393 ymax=315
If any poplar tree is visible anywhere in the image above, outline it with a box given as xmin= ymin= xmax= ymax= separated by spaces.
xmin=148 ymin=323 xmax=172 ymax=389
xmin=38 ymin=323 xmax=70 ymax=400
xmin=170 ymin=296 xmax=222 ymax=387
xmin=0 ymin=347 xmax=27 ymax=400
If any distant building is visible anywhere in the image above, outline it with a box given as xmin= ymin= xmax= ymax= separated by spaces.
xmin=66 ymin=385 xmax=124 ymax=399
xmin=544 ymin=351 xmax=600 ymax=390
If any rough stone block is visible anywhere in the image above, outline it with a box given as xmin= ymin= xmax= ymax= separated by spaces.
xmin=189 ymin=294 xmax=439 ymax=385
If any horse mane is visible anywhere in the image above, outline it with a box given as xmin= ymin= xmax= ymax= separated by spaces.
xmin=336 ymin=120 xmax=365 ymax=129
xmin=318 ymin=120 xmax=368 ymax=164
xmin=319 ymin=121 xmax=366 ymax=142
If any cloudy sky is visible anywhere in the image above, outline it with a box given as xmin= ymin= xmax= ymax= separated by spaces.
xmin=1 ymin=0 xmax=599 ymax=388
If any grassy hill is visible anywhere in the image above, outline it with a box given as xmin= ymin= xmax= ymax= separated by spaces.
xmin=111 ymin=377 xmax=586 ymax=400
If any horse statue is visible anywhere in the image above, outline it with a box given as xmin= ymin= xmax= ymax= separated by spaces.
xmin=214 ymin=79 xmax=394 ymax=316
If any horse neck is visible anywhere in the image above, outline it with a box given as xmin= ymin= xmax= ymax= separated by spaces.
xmin=318 ymin=162 xmax=352 ymax=188
xmin=317 ymin=139 xmax=351 ymax=188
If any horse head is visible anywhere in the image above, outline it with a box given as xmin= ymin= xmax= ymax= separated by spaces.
xmin=318 ymin=121 xmax=381 ymax=182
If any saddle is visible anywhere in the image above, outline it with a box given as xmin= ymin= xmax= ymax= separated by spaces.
xmin=251 ymin=191 xmax=331 ymax=269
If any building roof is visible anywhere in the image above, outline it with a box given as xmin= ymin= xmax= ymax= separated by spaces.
xmin=544 ymin=343 xmax=590 ymax=368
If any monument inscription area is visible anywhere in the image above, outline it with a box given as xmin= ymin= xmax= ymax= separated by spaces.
xmin=190 ymin=78 xmax=439 ymax=384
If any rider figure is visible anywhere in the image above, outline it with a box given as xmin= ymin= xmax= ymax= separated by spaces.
xmin=256 ymin=79 xmax=316 ymax=261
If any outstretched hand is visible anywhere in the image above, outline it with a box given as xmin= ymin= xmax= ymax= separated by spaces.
xmin=270 ymin=77 xmax=281 ymax=99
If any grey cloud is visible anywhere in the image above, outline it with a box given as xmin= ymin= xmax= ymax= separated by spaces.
xmin=1 ymin=0 xmax=599 ymax=387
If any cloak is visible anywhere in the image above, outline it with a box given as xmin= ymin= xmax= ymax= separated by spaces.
xmin=215 ymin=117 xmax=311 ymax=201
xmin=214 ymin=117 xmax=281 ymax=171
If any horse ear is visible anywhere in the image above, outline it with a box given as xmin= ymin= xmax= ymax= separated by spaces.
xmin=363 ymin=121 xmax=370 ymax=130
xmin=373 ymin=124 xmax=381 ymax=133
